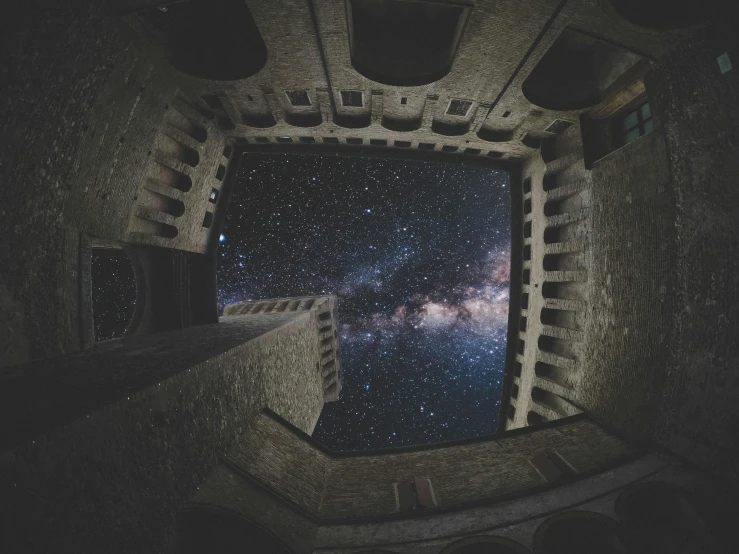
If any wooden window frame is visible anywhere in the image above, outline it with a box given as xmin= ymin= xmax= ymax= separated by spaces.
xmin=616 ymin=100 xmax=653 ymax=146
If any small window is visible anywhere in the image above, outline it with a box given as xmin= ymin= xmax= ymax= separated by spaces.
xmin=275 ymin=136 xmax=293 ymax=143
xmin=209 ymin=188 xmax=219 ymax=204
xmin=394 ymin=140 xmax=411 ymax=148
xmin=400 ymin=97 xmax=408 ymax=105
xmin=442 ymin=145 xmax=458 ymax=152
xmin=246 ymin=94 xmax=254 ymax=101
xmin=618 ymin=101 xmax=653 ymax=145
xmin=222 ymin=144 xmax=232 ymax=158
xmin=487 ymin=151 xmax=504 ymax=158
xmin=446 ymin=99 xmax=472 ymax=117
xmin=346 ymin=137 xmax=362 ymax=145
xmin=322 ymin=136 xmax=340 ymax=144
xmin=203 ymin=211 xmax=214 ymax=228
xmin=299 ymin=136 xmax=316 ymax=143
xmin=285 ymin=90 xmax=311 ymax=106
xmin=502 ymin=110 xmax=511 ymax=118
xmin=215 ymin=164 xmax=226 ymax=180
xmin=340 ymin=90 xmax=364 ymax=107
xmin=370 ymin=138 xmax=387 ymax=146
xmin=544 ymin=119 xmax=574 ymax=135
xmin=255 ymin=136 xmax=270 ymax=143
xmin=395 ymin=477 xmax=436 ymax=512
xmin=418 ymin=142 xmax=436 ymax=150
xmin=464 ymin=147 xmax=481 ymax=155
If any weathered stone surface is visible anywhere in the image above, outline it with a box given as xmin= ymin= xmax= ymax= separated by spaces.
xmin=649 ymin=19 xmax=739 ymax=485
xmin=1 ymin=1 xmax=738 ymax=552
xmin=0 ymin=312 xmax=324 ymax=553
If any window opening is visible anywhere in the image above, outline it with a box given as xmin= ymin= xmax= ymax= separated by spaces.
xmin=447 ymin=99 xmax=472 ymax=117
xmin=91 ymin=249 xmax=137 ymax=342
xmin=285 ymin=90 xmax=311 ymax=107
xmin=619 ymin=101 xmax=653 ymax=145
xmin=341 ymin=90 xmax=364 ymax=107
xmin=396 ymin=477 xmax=436 ymax=512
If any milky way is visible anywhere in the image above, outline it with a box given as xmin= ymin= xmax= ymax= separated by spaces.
xmin=218 ymin=153 xmax=511 ymax=451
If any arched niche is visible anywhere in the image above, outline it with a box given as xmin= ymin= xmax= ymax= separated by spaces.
xmin=134 ymin=0 xmax=267 ymax=81
xmin=522 ymin=29 xmax=643 ymax=112
xmin=477 ymin=127 xmax=515 ymax=142
xmin=347 ymin=0 xmax=469 ymax=86
xmin=174 ymin=509 xmax=293 ymax=554
xmin=616 ymin=482 xmax=726 ymax=554
xmin=533 ymin=511 xmax=627 ymax=554
xmin=334 ymin=112 xmax=372 ymax=129
xmin=607 ymin=1 xmax=707 ymax=29
xmin=432 ymin=120 xmax=471 ymax=137
xmin=243 ymin=113 xmax=277 ymax=129
xmin=284 ymin=112 xmax=323 ymax=128
xmin=440 ymin=535 xmax=532 ymax=554
xmin=383 ymin=115 xmax=422 ymax=132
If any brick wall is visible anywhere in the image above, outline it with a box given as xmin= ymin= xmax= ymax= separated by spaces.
xmin=579 ymin=130 xmax=674 ymax=439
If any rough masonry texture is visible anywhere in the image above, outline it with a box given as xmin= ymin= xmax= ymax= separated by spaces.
xmin=1 ymin=0 xmax=738 ymax=552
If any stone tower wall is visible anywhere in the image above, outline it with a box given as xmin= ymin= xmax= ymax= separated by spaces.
xmin=0 ymin=1 xmax=233 ymax=367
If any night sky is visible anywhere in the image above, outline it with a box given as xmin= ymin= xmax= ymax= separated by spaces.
xmin=218 ymin=153 xmax=511 ymax=451
xmin=91 ymin=249 xmax=137 ymax=341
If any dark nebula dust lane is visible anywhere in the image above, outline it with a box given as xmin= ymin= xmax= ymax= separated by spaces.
xmin=217 ymin=152 xmax=511 ymax=451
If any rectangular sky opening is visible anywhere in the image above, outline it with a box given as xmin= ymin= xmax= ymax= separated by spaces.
xmin=217 ymin=153 xmax=511 ymax=451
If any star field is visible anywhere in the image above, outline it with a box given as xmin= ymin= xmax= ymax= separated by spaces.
xmin=91 ymin=249 xmax=137 ymax=341
xmin=218 ymin=153 xmax=511 ymax=451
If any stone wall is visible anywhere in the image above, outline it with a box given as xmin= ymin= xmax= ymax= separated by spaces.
xmin=189 ymin=410 xmax=737 ymax=553
xmin=505 ymin=16 xmax=739 ymax=493
xmin=198 ymin=412 xmax=634 ymax=522
xmin=649 ymin=19 xmax=739 ymax=486
xmin=0 ymin=1 xmax=231 ymax=368
xmin=514 ymin=16 xmax=739 ymax=489
xmin=0 ymin=313 xmax=324 ymax=553
xmin=313 ymin=456 xmax=736 ymax=553
xmin=127 ymin=0 xmax=687 ymax=164
xmin=225 ymin=295 xmax=343 ymax=402
xmin=506 ymin=122 xmax=590 ymax=429
xmin=579 ymin=129 xmax=674 ymax=440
